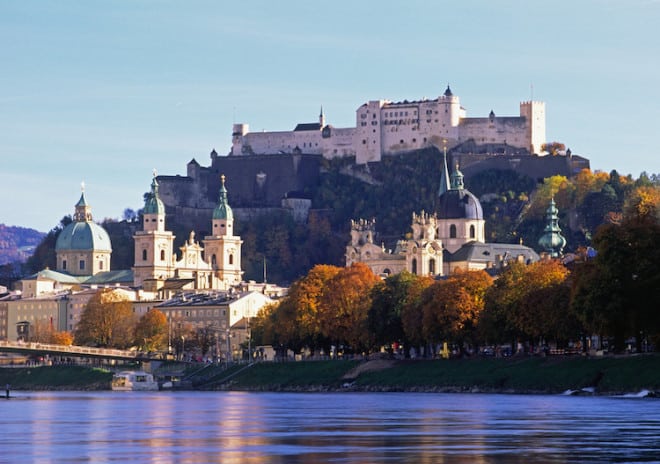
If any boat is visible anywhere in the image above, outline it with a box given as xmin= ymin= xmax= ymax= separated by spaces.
xmin=111 ymin=371 xmax=159 ymax=391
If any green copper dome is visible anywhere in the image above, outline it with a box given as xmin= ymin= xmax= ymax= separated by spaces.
xmin=56 ymin=188 xmax=112 ymax=252
xmin=144 ymin=175 xmax=165 ymax=215
xmin=538 ymin=198 xmax=566 ymax=257
xmin=55 ymin=221 xmax=112 ymax=252
xmin=213 ymin=175 xmax=233 ymax=220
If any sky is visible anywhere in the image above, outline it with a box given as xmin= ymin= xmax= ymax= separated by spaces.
xmin=1 ymin=0 xmax=659 ymax=232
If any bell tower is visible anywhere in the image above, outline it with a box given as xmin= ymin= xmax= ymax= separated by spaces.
xmin=133 ymin=172 xmax=175 ymax=289
xmin=203 ymin=175 xmax=243 ymax=289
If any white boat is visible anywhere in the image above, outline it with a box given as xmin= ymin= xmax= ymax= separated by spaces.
xmin=111 ymin=371 xmax=159 ymax=391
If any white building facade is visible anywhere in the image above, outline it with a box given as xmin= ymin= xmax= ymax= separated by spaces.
xmin=231 ymin=87 xmax=546 ymax=164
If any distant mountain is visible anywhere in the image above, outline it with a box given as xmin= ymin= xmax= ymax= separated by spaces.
xmin=0 ymin=224 xmax=45 ymax=265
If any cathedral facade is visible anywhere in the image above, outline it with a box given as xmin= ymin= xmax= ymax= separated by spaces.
xmin=133 ymin=174 xmax=243 ymax=293
xmin=346 ymin=152 xmax=539 ymax=277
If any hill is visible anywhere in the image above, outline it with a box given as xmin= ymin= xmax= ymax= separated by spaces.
xmin=0 ymin=224 xmax=45 ymax=265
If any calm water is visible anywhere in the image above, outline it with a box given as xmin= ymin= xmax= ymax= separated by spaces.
xmin=1 ymin=391 xmax=659 ymax=463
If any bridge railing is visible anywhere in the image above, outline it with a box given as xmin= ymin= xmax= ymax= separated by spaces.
xmin=0 ymin=340 xmax=143 ymax=359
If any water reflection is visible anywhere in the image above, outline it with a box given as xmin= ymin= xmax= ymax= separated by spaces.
xmin=1 ymin=391 xmax=659 ymax=463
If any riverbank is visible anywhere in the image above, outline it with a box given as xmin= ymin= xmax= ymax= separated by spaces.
xmin=2 ymin=355 xmax=660 ymax=394
xmin=206 ymin=354 xmax=660 ymax=395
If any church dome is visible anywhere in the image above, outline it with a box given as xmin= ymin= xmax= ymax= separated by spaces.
xmin=144 ymin=175 xmax=165 ymax=215
xmin=56 ymin=188 xmax=112 ymax=253
xmin=436 ymin=164 xmax=483 ymax=220
xmin=213 ymin=175 xmax=233 ymax=220
xmin=437 ymin=189 xmax=483 ymax=220
xmin=56 ymin=221 xmax=112 ymax=252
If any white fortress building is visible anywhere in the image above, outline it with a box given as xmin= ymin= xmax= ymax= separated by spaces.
xmin=230 ymin=86 xmax=546 ymax=164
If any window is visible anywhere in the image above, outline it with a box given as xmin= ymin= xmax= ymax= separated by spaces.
xmin=62 ymin=260 xmax=67 ymax=270
xmin=211 ymin=254 xmax=217 ymax=266
xmin=412 ymin=258 xmax=417 ymax=275
xmin=142 ymin=249 xmax=147 ymax=261
xmin=79 ymin=260 xmax=85 ymax=270
xmin=160 ymin=250 xmax=165 ymax=261
xmin=429 ymin=259 xmax=436 ymax=275
xmin=470 ymin=225 xmax=476 ymax=238
xmin=99 ymin=260 xmax=104 ymax=270
xmin=450 ymin=224 xmax=457 ymax=238
xmin=229 ymin=254 xmax=233 ymax=265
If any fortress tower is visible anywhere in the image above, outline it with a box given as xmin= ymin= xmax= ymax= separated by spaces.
xmin=520 ymin=101 xmax=546 ymax=154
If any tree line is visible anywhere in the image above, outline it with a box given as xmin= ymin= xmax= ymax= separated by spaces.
xmin=252 ymin=190 xmax=660 ymax=356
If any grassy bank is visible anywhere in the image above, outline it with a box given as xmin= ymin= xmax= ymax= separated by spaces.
xmin=2 ymin=355 xmax=660 ymax=394
xmin=210 ymin=354 xmax=660 ymax=394
xmin=0 ymin=366 xmax=112 ymax=390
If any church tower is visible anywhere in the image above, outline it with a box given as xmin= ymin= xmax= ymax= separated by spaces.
xmin=538 ymin=198 xmax=566 ymax=258
xmin=133 ymin=173 xmax=176 ymax=289
xmin=436 ymin=164 xmax=486 ymax=253
xmin=203 ymin=175 xmax=243 ymax=289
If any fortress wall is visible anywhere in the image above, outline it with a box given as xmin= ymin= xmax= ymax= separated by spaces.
xmin=458 ymin=117 xmax=529 ymax=149
xmin=240 ymin=130 xmax=324 ymax=155
xmin=209 ymin=153 xmax=322 ymax=208
xmin=455 ymin=152 xmax=589 ymax=182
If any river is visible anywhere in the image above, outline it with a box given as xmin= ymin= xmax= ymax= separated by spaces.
xmin=1 ymin=391 xmax=659 ymax=463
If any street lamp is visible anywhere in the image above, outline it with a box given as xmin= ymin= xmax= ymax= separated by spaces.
xmin=226 ymin=329 xmax=231 ymax=368
xmin=181 ymin=335 xmax=185 ymax=361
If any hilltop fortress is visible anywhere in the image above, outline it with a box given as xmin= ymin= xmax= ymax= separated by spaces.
xmin=231 ymin=86 xmax=546 ymax=164
xmin=157 ymin=86 xmax=588 ymax=231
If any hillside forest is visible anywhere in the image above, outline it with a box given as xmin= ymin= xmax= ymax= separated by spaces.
xmin=7 ymin=150 xmax=660 ymax=287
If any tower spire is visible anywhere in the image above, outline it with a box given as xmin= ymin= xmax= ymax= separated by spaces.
xmin=74 ymin=181 xmax=92 ymax=222
xmin=438 ymin=139 xmax=450 ymax=196
xmin=538 ymin=197 xmax=566 ymax=258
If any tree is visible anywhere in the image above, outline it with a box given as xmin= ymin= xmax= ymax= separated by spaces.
xmin=74 ymin=289 xmax=136 ymax=348
xmin=572 ymin=214 xmax=660 ymax=352
xmin=50 ymin=330 xmax=74 ymax=346
xmin=134 ymin=309 xmax=168 ymax=352
xmin=289 ymin=264 xmax=342 ymax=352
xmin=541 ymin=141 xmax=566 ymax=155
xmin=368 ymin=271 xmax=417 ymax=350
xmin=420 ymin=270 xmax=493 ymax=353
xmin=318 ymin=263 xmax=381 ymax=353
xmin=401 ymin=274 xmax=434 ymax=348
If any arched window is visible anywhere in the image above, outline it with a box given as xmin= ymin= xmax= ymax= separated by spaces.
xmin=412 ymin=258 xmax=417 ymax=275
xmin=470 ymin=224 xmax=475 ymax=239
xmin=160 ymin=250 xmax=165 ymax=261
xmin=142 ymin=249 xmax=147 ymax=261
xmin=450 ymin=224 xmax=457 ymax=238
xmin=62 ymin=260 xmax=67 ymax=270
xmin=79 ymin=260 xmax=85 ymax=271
xmin=211 ymin=254 xmax=217 ymax=266
xmin=429 ymin=258 xmax=435 ymax=275
xmin=99 ymin=260 xmax=104 ymax=270
xmin=229 ymin=254 xmax=234 ymax=265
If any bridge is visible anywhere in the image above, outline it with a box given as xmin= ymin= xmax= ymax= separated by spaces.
xmin=0 ymin=340 xmax=167 ymax=362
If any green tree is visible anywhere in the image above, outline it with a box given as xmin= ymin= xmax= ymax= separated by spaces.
xmin=368 ymin=271 xmax=419 ymax=350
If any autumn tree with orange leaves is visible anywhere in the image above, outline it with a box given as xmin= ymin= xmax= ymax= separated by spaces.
xmin=481 ymin=260 xmax=575 ymax=351
xmin=252 ymin=264 xmax=342 ymax=354
xmin=420 ymin=270 xmax=493 ymax=354
xmin=134 ymin=309 xmax=168 ymax=352
xmin=318 ymin=263 xmax=381 ymax=353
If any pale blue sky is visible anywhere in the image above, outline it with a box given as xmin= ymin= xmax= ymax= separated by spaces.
xmin=1 ymin=0 xmax=659 ymax=232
